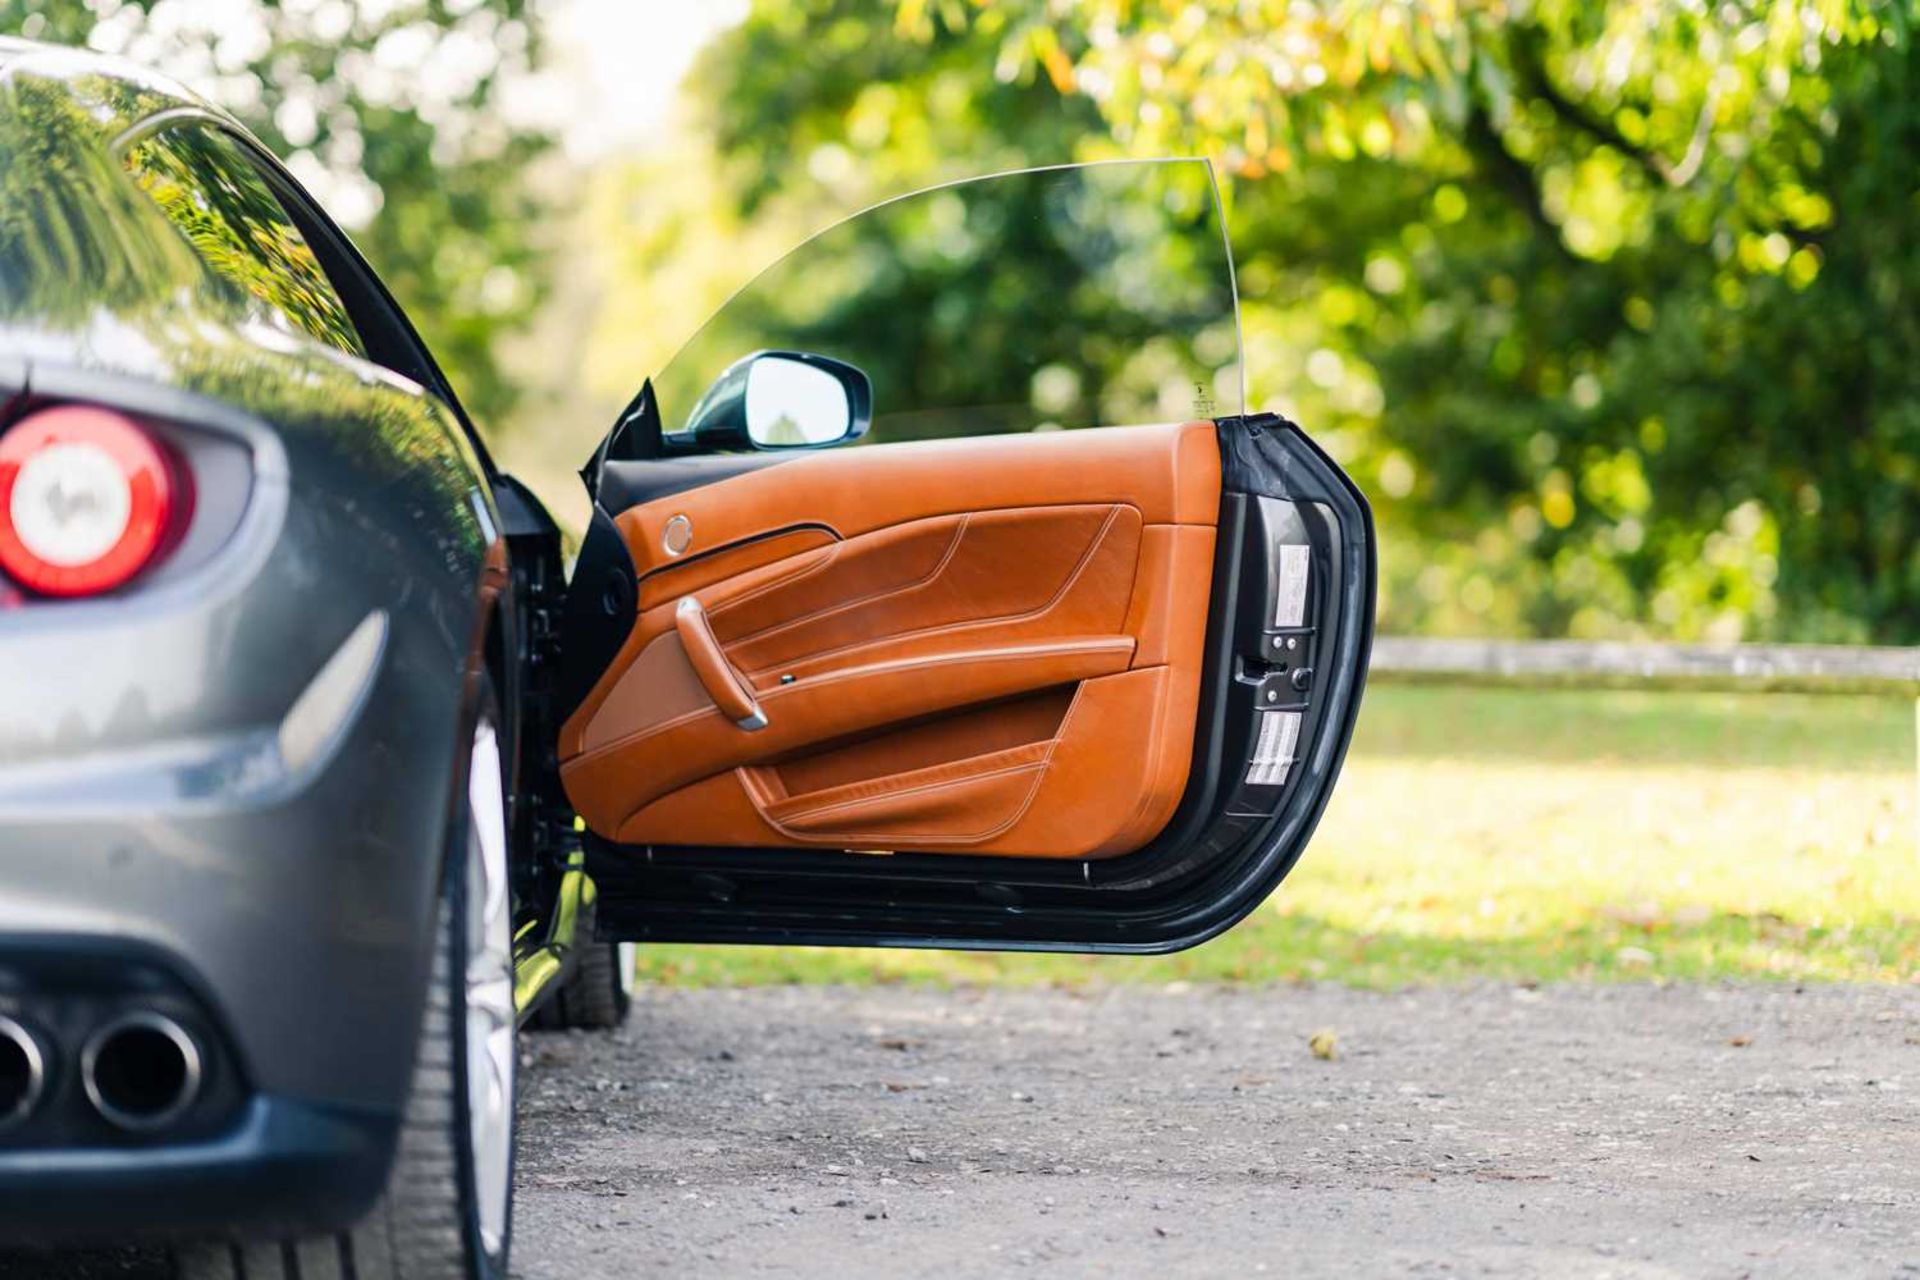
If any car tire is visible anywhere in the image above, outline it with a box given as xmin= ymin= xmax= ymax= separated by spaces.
xmin=176 ymin=695 xmax=517 ymax=1280
xmin=526 ymin=940 xmax=634 ymax=1032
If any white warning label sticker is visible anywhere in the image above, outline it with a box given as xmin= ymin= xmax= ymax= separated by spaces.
xmin=1274 ymin=543 xmax=1311 ymax=628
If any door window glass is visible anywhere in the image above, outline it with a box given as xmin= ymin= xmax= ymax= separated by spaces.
xmin=652 ymin=159 xmax=1243 ymax=445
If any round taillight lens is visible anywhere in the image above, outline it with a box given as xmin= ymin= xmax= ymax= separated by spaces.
xmin=0 ymin=406 xmax=183 ymax=597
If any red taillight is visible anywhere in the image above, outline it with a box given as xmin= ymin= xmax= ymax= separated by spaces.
xmin=0 ymin=406 xmax=189 ymax=598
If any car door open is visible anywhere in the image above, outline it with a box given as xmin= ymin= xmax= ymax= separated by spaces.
xmin=553 ymin=159 xmax=1374 ymax=952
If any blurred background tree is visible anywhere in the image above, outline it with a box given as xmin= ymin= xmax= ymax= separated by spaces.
xmin=6 ymin=1 xmax=1912 ymax=644
xmin=1 ymin=0 xmax=554 ymax=425
xmin=583 ymin=0 xmax=1915 ymax=644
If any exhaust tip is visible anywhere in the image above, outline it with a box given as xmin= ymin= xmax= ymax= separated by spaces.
xmin=0 ymin=1014 xmax=46 ymax=1129
xmin=82 ymin=1012 xmax=202 ymax=1132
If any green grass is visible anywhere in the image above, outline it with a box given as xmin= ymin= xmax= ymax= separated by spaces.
xmin=633 ymin=685 xmax=1920 ymax=989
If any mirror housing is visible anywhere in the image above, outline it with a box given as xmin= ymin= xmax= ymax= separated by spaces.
xmin=667 ymin=351 xmax=872 ymax=454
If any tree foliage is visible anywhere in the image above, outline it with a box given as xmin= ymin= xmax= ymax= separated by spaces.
xmin=125 ymin=123 xmax=367 ymax=355
xmin=4 ymin=0 xmax=552 ymax=426
xmin=665 ymin=0 xmax=1917 ymax=642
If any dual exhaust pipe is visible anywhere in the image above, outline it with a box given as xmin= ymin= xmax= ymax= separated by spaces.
xmin=0 ymin=1014 xmax=45 ymax=1130
xmin=0 ymin=1010 xmax=203 ymax=1133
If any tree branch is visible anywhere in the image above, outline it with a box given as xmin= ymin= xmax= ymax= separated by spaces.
xmin=1462 ymin=99 xmax=1577 ymax=261
xmin=1507 ymin=27 xmax=1717 ymax=189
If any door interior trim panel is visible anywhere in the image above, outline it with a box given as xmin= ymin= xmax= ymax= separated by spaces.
xmin=560 ymin=422 xmax=1222 ymax=859
xmin=575 ymin=416 xmax=1377 ymax=955
xmin=613 ymin=420 xmax=1219 ymax=566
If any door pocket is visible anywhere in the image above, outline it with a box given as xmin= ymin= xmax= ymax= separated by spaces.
xmin=742 ymin=688 xmax=1075 ymax=846
xmin=748 ymin=740 xmax=1054 ymax=845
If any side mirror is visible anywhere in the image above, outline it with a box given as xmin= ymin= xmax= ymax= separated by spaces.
xmin=668 ymin=351 xmax=872 ymax=454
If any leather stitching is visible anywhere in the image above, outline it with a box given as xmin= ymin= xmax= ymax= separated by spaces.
xmin=721 ymin=512 xmax=971 ymax=646
xmin=772 ymin=758 xmax=1046 ymax=826
xmin=754 ymin=678 xmax=1094 ymax=847
xmin=759 ymin=765 xmax=1050 ymax=845
xmin=1109 ymin=667 xmax=1171 ymax=853
xmin=736 ymin=504 xmax=1132 ymax=679
xmin=702 ymin=543 xmax=844 ymax=619
xmin=573 ymin=635 xmax=1135 ymax=768
xmin=764 ymin=740 xmax=1051 ymax=817
xmin=584 ymin=540 xmax=841 ymax=744
xmin=635 ymin=525 xmax=839 ymax=603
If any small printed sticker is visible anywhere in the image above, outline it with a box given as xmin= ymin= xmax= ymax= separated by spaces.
xmin=1246 ymin=710 xmax=1302 ymax=787
xmin=1274 ymin=543 xmax=1311 ymax=628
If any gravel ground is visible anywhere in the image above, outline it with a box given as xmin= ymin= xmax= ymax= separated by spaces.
xmin=6 ymin=982 xmax=1915 ymax=1278
xmin=512 ymin=982 xmax=1920 ymax=1280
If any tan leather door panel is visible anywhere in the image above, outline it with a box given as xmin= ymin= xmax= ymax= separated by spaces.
xmin=560 ymin=421 xmax=1222 ymax=859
